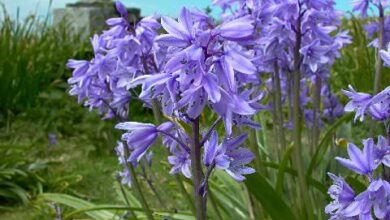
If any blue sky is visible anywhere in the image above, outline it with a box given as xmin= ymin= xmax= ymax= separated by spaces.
xmin=0 ymin=0 xmax=353 ymax=20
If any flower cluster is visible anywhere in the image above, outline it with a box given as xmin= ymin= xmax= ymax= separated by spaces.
xmin=217 ymin=0 xmax=350 ymax=128
xmin=327 ymin=38 xmax=390 ymax=220
xmin=67 ymin=2 xmax=260 ymax=188
xmin=353 ymin=0 xmax=389 ymax=48
xmin=342 ymin=46 xmax=390 ymax=122
xmin=343 ymin=84 xmax=390 ymax=122
xmin=326 ymin=137 xmax=390 ymax=219
xmin=67 ymin=2 xmax=161 ymax=120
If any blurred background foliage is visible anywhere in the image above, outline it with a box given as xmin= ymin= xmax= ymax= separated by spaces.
xmin=0 ymin=4 xmax=389 ymax=220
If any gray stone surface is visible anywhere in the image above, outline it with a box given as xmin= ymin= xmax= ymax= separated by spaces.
xmin=53 ymin=0 xmax=140 ymax=37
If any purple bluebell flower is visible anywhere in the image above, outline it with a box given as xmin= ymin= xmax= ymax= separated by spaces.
xmin=115 ymin=122 xmax=173 ymax=163
xmin=336 ymin=139 xmax=376 ymax=176
xmin=168 ymin=147 xmax=192 ymax=178
xmin=223 ymin=134 xmax=255 ymax=181
xmin=322 ymin=86 xmax=344 ymax=122
xmin=325 ymin=173 xmax=356 ymax=219
xmin=346 ymin=179 xmax=390 ymax=219
xmin=365 ymin=16 xmax=390 ymax=48
xmin=202 ymin=132 xmax=254 ymax=181
xmin=300 ymin=40 xmax=330 ymax=73
xmin=380 ymin=45 xmax=390 ymax=66
xmin=115 ymin=1 xmax=128 ymax=19
xmin=343 ymin=85 xmax=373 ymax=122
xmin=343 ymin=85 xmax=390 ymax=122
xmin=203 ymin=131 xmax=230 ymax=169
xmin=304 ymin=109 xmax=323 ymax=129
xmin=374 ymin=135 xmax=390 ymax=167
xmin=352 ymin=0 xmax=370 ymax=18
xmin=115 ymin=141 xmax=132 ymax=186
xmin=48 ymin=133 xmax=57 ymax=146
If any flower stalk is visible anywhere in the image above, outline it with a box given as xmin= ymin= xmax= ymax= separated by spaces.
xmin=292 ymin=8 xmax=312 ymax=219
xmin=273 ymin=61 xmax=287 ymax=151
xmin=148 ymin=59 xmax=195 ymax=214
xmin=124 ymin=147 xmax=154 ymax=220
xmin=191 ymin=117 xmax=207 ymax=220
xmin=374 ymin=3 xmax=385 ymax=94
xmin=312 ymin=76 xmax=322 ymax=152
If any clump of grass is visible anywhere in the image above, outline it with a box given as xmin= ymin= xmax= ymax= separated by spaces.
xmin=332 ymin=15 xmax=390 ymax=93
xmin=0 ymin=5 xmax=90 ymax=120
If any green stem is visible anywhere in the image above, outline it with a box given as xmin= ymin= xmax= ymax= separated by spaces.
xmin=191 ymin=117 xmax=207 ymax=220
xmin=273 ymin=61 xmax=287 ymax=151
xmin=374 ymin=3 xmax=385 ymax=94
xmin=128 ymin=160 xmax=154 ymax=220
xmin=175 ymin=174 xmax=196 ymax=214
xmin=292 ymin=8 xmax=313 ymax=219
xmin=140 ymin=161 xmax=165 ymax=208
xmin=117 ymin=178 xmax=139 ymax=220
xmin=311 ymin=76 xmax=321 ymax=154
xmin=151 ymin=100 xmax=195 ymax=214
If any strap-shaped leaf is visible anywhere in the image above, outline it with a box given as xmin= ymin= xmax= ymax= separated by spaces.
xmin=244 ymin=173 xmax=297 ymax=220
xmin=307 ymin=113 xmax=353 ymax=178
xmin=40 ymin=193 xmax=118 ymax=220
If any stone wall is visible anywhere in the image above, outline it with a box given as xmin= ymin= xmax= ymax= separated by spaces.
xmin=53 ymin=1 xmax=140 ymax=37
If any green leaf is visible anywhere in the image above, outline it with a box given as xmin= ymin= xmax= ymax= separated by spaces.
xmin=275 ymin=144 xmax=294 ymax=194
xmin=260 ymin=161 xmax=327 ymax=195
xmin=307 ymin=113 xmax=353 ymax=178
xmin=39 ymin=193 xmax=118 ymax=220
xmin=153 ymin=211 xmax=195 ymax=220
xmin=64 ymin=205 xmax=143 ymax=220
xmin=345 ymin=176 xmax=366 ymax=194
xmin=244 ymin=173 xmax=297 ymax=220
xmin=209 ymin=172 xmax=249 ymax=219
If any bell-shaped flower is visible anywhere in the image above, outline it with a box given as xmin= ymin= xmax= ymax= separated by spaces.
xmin=374 ymin=136 xmax=390 ymax=167
xmin=345 ymin=179 xmax=390 ymax=219
xmin=203 ymin=131 xmax=230 ymax=169
xmin=202 ymin=132 xmax=255 ymax=181
xmin=300 ymin=39 xmax=329 ymax=73
xmin=342 ymin=85 xmax=373 ymax=122
xmin=325 ymin=173 xmax=356 ymax=219
xmin=168 ymin=147 xmax=192 ymax=178
xmin=224 ymin=134 xmax=255 ymax=181
xmin=352 ymin=0 xmax=370 ymax=18
xmin=336 ymin=138 xmax=376 ymax=176
xmin=115 ymin=141 xmax=132 ymax=186
xmin=115 ymin=122 xmax=173 ymax=163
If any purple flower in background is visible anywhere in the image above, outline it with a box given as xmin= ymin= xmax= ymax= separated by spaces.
xmin=168 ymin=147 xmax=192 ymax=178
xmin=365 ymin=16 xmax=390 ymax=48
xmin=48 ymin=133 xmax=57 ymax=146
xmin=336 ymin=138 xmax=376 ymax=176
xmin=304 ymin=109 xmax=323 ymax=129
xmin=374 ymin=136 xmax=390 ymax=167
xmin=322 ymin=85 xmax=344 ymax=122
xmin=300 ymin=40 xmax=329 ymax=73
xmin=380 ymin=45 xmax=390 ymax=66
xmin=352 ymin=0 xmax=370 ymax=17
xmin=115 ymin=141 xmax=132 ymax=186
